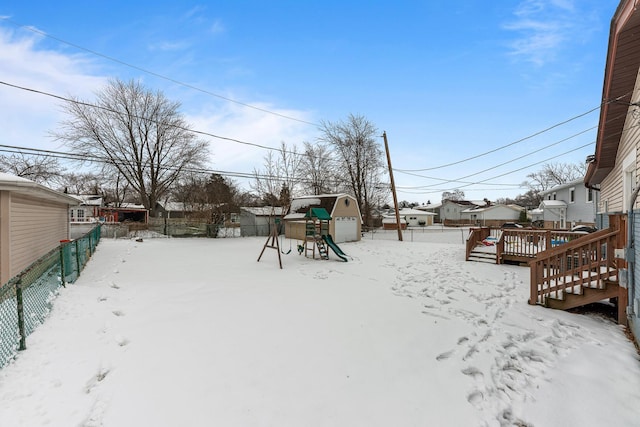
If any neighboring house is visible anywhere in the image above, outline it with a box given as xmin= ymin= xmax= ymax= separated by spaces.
xmin=99 ymin=203 xmax=148 ymax=223
xmin=155 ymin=201 xmax=190 ymax=219
xmin=415 ymin=202 xmax=442 ymax=223
xmin=583 ymin=0 xmax=640 ymax=340
xmin=239 ymin=206 xmax=285 ymax=237
xmin=284 ymin=194 xmax=362 ymax=243
xmin=440 ymin=200 xmax=486 ymax=225
xmin=537 ymin=179 xmax=597 ymax=229
xmin=155 ymin=201 xmax=240 ymax=225
xmin=398 ymin=208 xmax=436 ymax=227
xmin=69 ymin=194 xmax=103 ymax=222
xmin=460 ymin=204 xmax=523 ymax=227
xmin=0 ymin=173 xmax=79 ymax=285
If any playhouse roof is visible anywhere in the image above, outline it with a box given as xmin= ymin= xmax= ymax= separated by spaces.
xmin=305 ymin=207 xmax=332 ymax=220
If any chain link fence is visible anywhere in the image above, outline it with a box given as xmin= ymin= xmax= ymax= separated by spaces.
xmin=0 ymin=225 xmax=101 ymax=369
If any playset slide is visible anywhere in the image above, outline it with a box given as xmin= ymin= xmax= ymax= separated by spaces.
xmin=322 ymin=234 xmax=348 ymax=262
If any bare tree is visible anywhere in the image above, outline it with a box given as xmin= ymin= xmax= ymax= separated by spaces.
xmin=525 ymin=162 xmax=586 ymax=192
xmin=251 ymin=142 xmax=301 ymax=205
xmin=299 ymin=141 xmax=335 ymax=195
xmin=319 ymin=114 xmax=385 ymax=226
xmin=0 ymin=153 xmax=64 ymax=186
xmin=52 ymin=78 xmax=208 ymax=216
xmin=441 ymin=189 xmax=465 ymax=201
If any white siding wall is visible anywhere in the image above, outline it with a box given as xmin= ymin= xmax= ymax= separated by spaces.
xmin=600 ymin=70 xmax=640 ymax=213
xmin=9 ymin=194 xmax=69 ymax=278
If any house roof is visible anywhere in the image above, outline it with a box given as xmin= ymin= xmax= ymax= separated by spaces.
xmin=539 ymin=200 xmax=568 ymax=209
xmin=585 ymin=0 xmax=640 ymax=187
xmin=241 ymin=206 xmax=285 ymax=216
xmin=0 ymin=173 xmax=79 ymax=205
xmin=69 ymin=194 xmax=103 ymax=206
xmin=540 ymin=179 xmax=585 ymax=195
xmin=399 ymin=208 xmax=436 ymax=216
xmin=415 ymin=203 xmax=442 ymax=210
xmin=286 ymin=193 xmax=361 ymax=221
xmin=461 ymin=204 xmax=522 ymax=214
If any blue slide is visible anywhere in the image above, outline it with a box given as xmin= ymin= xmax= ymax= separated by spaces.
xmin=322 ymin=234 xmax=348 ymax=262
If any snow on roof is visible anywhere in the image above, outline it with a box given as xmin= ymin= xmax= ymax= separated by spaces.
xmin=460 ymin=204 xmax=522 ymax=214
xmin=0 ymin=173 xmax=79 ymax=205
xmin=540 ymin=179 xmax=585 ymax=195
xmin=289 ymin=197 xmax=321 ymax=212
xmin=539 ymin=200 xmax=567 ymax=208
xmin=241 ymin=206 xmax=285 ymax=216
xmin=69 ymin=194 xmax=103 ymax=206
xmin=399 ymin=208 xmax=436 ymax=216
xmin=415 ymin=203 xmax=442 ymax=210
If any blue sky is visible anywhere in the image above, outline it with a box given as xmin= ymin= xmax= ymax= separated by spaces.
xmin=0 ymin=0 xmax=619 ymax=203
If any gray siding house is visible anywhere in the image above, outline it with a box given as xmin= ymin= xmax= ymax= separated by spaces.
xmin=539 ymin=179 xmax=597 ymax=229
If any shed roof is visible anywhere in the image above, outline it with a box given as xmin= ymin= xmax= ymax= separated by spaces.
xmin=0 ymin=173 xmax=79 ymax=205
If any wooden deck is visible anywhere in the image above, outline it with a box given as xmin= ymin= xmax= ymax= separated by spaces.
xmin=466 ymin=227 xmax=589 ymax=265
xmin=467 ymin=221 xmax=628 ymax=324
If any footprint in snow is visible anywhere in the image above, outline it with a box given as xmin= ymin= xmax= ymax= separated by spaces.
xmin=85 ymin=367 xmax=110 ymax=394
xmin=436 ymin=350 xmax=454 ymax=361
xmin=114 ymin=335 xmax=130 ymax=347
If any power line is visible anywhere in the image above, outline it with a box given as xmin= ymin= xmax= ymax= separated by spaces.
xmin=394 ymin=103 xmax=612 ymax=173
xmin=0 ymin=16 xmax=318 ymax=127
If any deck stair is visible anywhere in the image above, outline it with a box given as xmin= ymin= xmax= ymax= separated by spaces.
xmin=467 ymin=249 xmax=497 ymax=263
xmin=545 ymin=278 xmax=619 ymax=310
xmin=529 ymin=221 xmax=627 ymax=324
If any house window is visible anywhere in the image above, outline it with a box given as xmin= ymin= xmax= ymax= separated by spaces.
xmin=77 ymin=210 xmax=85 ymax=220
xmin=586 ymin=188 xmax=593 ymax=203
xmin=553 ymin=192 xmax=557 ymax=200
xmin=70 ymin=210 xmax=74 ymax=221
xmin=569 ymin=187 xmax=575 ymax=203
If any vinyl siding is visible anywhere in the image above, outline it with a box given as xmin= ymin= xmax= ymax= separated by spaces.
xmin=600 ymin=70 xmax=640 ymax=212
xmin=9 ymin=194 xmax=69 ymax=278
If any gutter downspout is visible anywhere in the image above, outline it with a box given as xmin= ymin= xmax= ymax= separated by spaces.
xmin=626 ymin=184 xmax=640 ymax=320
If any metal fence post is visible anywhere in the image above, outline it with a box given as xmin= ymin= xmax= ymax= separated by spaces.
xmin=75 ymin=239 xmax=80 ymax=275
xmin=59 ymin=244 xmax=66 ymax=288
xmin=15 ymin=279 xmax=26 ymax=351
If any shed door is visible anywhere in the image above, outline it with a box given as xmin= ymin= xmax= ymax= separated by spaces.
xmin=334 ymin=216 xmax=358 ymax=243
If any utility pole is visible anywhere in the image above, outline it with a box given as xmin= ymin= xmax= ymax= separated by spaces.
xmin=383 ymin=131 xmax=403 ymax=241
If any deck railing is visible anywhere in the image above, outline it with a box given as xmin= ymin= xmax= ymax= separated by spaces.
xmin=528 ymin=228 xmax=620 ymax=306
xmin=465 ymin=227 xmax=491 ymax=260
xmin=497 ymin=229 xmax=588 ymax=263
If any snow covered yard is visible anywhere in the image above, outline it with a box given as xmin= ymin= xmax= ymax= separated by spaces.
xmin=0 ymin=233 xmax=639 ymax=427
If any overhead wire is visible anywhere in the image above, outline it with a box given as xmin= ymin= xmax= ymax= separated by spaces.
xmin=0 ymin=16 xmax=318 ymax=127
xmin=0 ymin=16 xmax=623 ymax=184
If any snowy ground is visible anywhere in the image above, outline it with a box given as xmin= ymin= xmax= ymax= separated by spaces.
xmin=0 ymin=228 xmax=639 ymax=426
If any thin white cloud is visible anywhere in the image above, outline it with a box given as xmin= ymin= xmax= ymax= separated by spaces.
xmin=0 ymin=24 xmax=315 ymax=183
xmin=148 ymin=40 xmax=190 ymax=52
xmin=0 ymin=27 xmax=106 ymax=150
xmin=187 ymin=99 xmax=316 ymax=177
xmin=209 ymin=19 xmax=225 ymax=35
xmin=503 ymin=0 xmax=585 ymax=67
